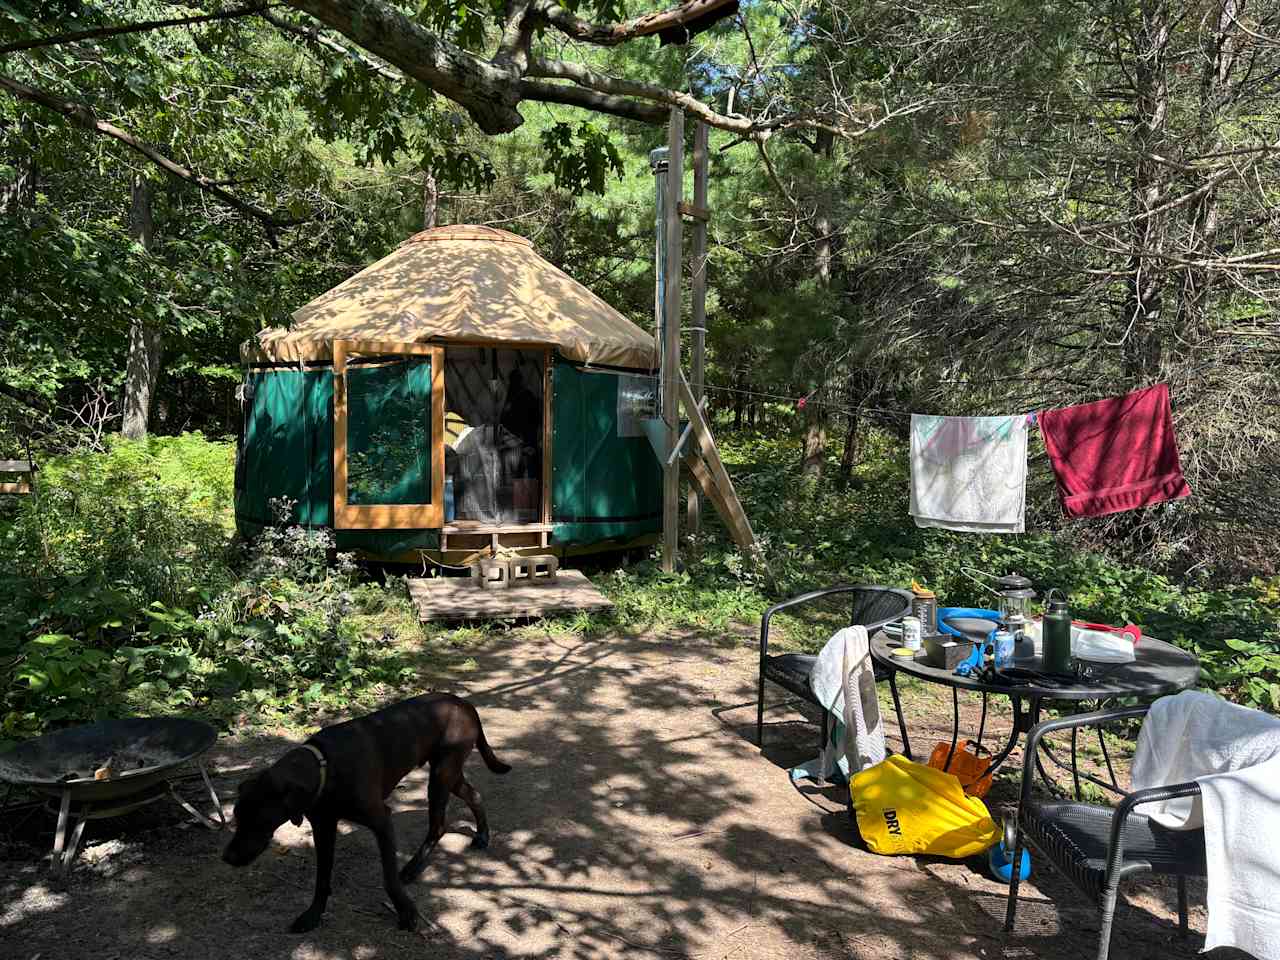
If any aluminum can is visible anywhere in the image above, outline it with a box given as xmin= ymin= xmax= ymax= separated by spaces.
xmin=993 ymin=630 xmax=1014 ymax=667
xmin=902 ymin=616 xmax=923 ymax=652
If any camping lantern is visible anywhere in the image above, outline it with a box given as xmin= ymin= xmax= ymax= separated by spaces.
xmin=995 ymin=573 xmax=1036 ymax=637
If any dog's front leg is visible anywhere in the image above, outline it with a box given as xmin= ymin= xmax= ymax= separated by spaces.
xmin=289 ymin=814 xmax=337 ymax=934
xmin=370 ymin=808 xmax=419 ymax=932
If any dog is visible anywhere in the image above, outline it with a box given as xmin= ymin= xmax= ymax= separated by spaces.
xmin=222 ymin=693 xmax=510 ymax=933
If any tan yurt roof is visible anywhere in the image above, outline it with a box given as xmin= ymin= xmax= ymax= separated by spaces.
xmin=242 ymin=225 xmax=657 ymax=369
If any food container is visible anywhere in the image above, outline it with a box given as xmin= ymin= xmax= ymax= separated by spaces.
xmin=902 ymin=616 xmax=923 ymax=652
xmin=911 ymin=583 xmax=938 ymax=634
xmin=924 ymin=632 xmax=968 ymax=670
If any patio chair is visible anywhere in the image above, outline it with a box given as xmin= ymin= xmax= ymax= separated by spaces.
xmin=756 ymin=584 xmax=914 ymax=756
xmin=1004 ymin=706 xmax=1207 ymax=960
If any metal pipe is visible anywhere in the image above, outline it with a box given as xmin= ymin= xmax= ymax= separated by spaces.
xmin=648 ymin=146 xmax=669 ymax=419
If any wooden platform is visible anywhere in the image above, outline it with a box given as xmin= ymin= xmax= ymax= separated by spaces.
xmin=407 ymin=569 xmax=613 ymax=622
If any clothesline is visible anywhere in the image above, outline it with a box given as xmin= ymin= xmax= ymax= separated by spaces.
xmin=910 ymin=384 xmax=1190 ymax=529
xmin=689 ymin=380 xmax=1040 ymax=423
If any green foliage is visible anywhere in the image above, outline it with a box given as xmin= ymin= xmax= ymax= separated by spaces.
xmin=592 ymin=427 xmax=1280 ymax=712
xmin=540 ymin=121 xmax=625 ymax=195
xmin=0 ymin=438 xmax=421 ymax=747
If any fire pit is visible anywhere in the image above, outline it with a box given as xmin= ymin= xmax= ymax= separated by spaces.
xmin=0 ymin=717 xmax=224 ymax=875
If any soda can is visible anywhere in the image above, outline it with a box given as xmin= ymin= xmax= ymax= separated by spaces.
xmin=993 ymin=630 xmax=1014 ymax=668
xmin=902 ymin=616 xmax=923 ymax=652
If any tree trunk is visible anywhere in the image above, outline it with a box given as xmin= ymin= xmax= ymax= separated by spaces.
xmin=732 ymin=373 xmax=744 ymax=430
xmin=422 ymin=167 xmax=437 ymax=229
xmin=121 ymin=175 xmax=162 ymax=440
xmin=1174 ymin=0 xmax=1238 ymax=350
xmin=1120 ymin=0 xmax=1171 ymax=383
xmin=0 ymin=118 xmax=37 ymax=215
xmin=839 ymin=409 xmax=860 ymax=479
xmin=801 ymin=400 xmax=827 ymax=479
xmin=799 ymin=128 xmax=836 ymax=479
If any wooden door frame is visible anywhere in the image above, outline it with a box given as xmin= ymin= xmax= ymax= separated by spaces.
xmin=333 ymin=339 xmax=444 ymax=530
xmin=542 ymin=349 xmax=553 ymax=536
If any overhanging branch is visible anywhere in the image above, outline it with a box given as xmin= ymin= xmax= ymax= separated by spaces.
xmin=0 ymin=3 xmax=273 ymax=55
xmin=284 ymin=0 xmax=523 ymax=133
xmin=518 ymin=79 xmax=667 ymax=123
xmin=527 ymin=57 xmax=843 ymax=137
xmin=536 ymin=0 xmax=739 ymax=47
xmin=261 ymin=10 xmax=406 ymax=82
xmin=0 ymin=73 xmax=306 ymax=232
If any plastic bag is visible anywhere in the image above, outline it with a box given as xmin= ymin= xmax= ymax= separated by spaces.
xmin=926 ymin=740 xmax=993 ymax=798
xmin=1071 ymin=626 xmax=1135 ymax=663
xmin=850 ymin=754 xmax=1000 ymax=858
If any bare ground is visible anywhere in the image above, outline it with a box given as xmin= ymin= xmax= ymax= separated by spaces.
xmin=1 ymin=626 xmax=1243 ymax=960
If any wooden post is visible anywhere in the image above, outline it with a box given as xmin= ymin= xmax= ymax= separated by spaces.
xmin=661 ymin=108 xmax=684 ymax=574
xmin=687 ymin=121 xmax=709 ymax=539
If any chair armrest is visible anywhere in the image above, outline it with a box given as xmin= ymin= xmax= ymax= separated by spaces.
xmin=760 ymin=584 xmax=875 ymax=660
xmin=1019 ymin=705 xmax=1152 ymax=811
xmin=1106 ymin=781 xmax=1202 ymax=884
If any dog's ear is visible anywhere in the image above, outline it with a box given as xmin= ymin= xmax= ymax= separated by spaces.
xmin=274 ymin=768 xmax=311 ymax=827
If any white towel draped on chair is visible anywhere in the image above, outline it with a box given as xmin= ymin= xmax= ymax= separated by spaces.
xmin=789 ymin=626 xmax=886 ymax=783
xmin=1132 ymin=690 xmax=1280 ymax=960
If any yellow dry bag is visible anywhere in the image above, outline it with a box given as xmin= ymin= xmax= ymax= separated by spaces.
xmin=850 ymin=754 xmax=1000 ymax=859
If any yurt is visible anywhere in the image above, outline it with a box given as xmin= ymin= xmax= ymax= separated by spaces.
xmin=235 ymin=225 xmax=662 ymax=563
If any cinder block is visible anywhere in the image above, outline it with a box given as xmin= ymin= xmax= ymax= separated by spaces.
xmin=528 ymin=554 xmax=559 ymax=581
xmin=507 ymin=556 xmax=535 ymax=582
xmin=471 ymin=558 xmax=509 ymax=590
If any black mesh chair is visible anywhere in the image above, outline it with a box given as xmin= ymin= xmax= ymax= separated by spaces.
xmin=1005 ymin=706 xmax=1207 ymax=960
xmin=756 ymin=584 xmax=914 ymax=756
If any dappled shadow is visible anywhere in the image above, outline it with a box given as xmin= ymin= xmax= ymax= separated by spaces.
xmin=1 ymin=626 xmax=1244 ymax=959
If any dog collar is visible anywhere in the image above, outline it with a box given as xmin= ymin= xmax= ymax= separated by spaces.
xmin=299 ymin=743 xmax=327 ymax=806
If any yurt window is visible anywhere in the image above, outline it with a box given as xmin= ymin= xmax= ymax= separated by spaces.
xmin=444 ymin=347 xmax=544 ymax=525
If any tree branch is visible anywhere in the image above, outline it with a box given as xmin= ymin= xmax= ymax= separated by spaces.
xmin=494 ymin=0 xmax=537 ymax=72
xmin=0 ymin=3 xmax=273 ymax=55
xmin=261 ymin=10 xmax=405 ymax=82
xmin=0 ymin=382 xmax=54 ymax=416
xmin=518 ymin=79 xmax=667 ymax=123
xmin=0 ymin=73 xmax=306 ymax=233
xmin=535 ymin=0 xmax=739 ymax=47
xmin=284 ymin=0 xmax=523 ymax=133
xmin=527 ymin=57 xmax=840 ymax=137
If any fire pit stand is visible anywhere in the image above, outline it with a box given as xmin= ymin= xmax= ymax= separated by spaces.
xmin=0 ymin=717 xmax=225 ymax=875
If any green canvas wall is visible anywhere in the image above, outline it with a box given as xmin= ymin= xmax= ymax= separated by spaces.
xmin=235 ymin=357 xmax=660 ymax=554
xmin=549 ymin=363 xmax=661 ymax=544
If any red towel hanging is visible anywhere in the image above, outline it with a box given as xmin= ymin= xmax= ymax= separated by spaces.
xmin=1038 ymin=383 xmax=1191 ymax=519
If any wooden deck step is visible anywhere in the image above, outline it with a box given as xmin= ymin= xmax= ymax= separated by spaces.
xmin=407 ymin=569 xmax=613 ymax=622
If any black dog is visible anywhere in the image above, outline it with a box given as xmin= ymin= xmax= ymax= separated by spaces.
xmin=222 ymin=693 xmax=510 ymax=933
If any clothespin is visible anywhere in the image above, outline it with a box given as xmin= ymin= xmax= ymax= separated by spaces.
xmin=1025 ymin=411 xmax=1038 ymax=426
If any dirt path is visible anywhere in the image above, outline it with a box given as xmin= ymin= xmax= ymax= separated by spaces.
xmin=1 ymin=627 xmax=1234 ymax=960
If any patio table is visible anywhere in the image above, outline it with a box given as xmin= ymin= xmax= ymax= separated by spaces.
xmin=869 ymin=630 xmax=1200 ymax=795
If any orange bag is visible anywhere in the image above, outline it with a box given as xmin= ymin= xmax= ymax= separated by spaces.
xmin=927 ymin=740 xmax=993 ymax=798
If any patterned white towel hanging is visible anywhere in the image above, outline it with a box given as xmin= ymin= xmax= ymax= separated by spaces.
xmin=909 ymin=414 xmax=1027 ymax=533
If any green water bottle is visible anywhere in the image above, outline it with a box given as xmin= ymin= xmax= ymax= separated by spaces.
xmin=1043 ymin=592 xmax=1073 ymax=675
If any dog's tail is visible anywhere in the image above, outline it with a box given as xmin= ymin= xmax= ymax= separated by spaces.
xmin=476 ymin=722 xmax=511 ymax=775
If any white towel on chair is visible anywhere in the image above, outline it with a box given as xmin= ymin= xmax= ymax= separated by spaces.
xmin=909 ymin=414 xmax=1027 ymax=533
xmin=1131 ymin=690 xmax=1280 ymax=959
xmin=790 ymin=626 xmax=886 ymax=783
